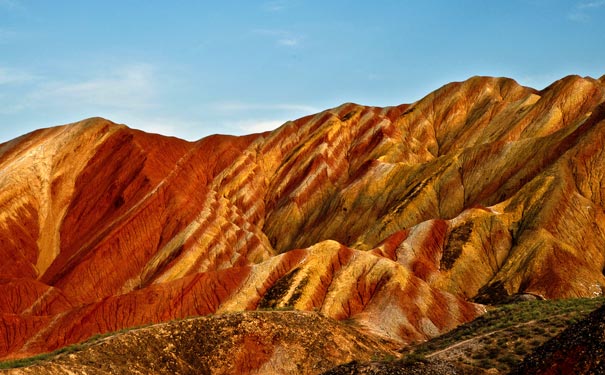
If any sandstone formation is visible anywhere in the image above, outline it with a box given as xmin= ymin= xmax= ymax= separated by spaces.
xmin=1 ymin=74 xmax=605 ymax=370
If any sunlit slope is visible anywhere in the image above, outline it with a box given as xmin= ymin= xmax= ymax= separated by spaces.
xmin=0 ymin=74 xmax=604 ymax=361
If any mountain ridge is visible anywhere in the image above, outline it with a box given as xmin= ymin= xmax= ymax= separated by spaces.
xmin=1 ymin=75 xmax=604 ymax=372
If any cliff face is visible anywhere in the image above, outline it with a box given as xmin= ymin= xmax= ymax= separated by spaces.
xmin=1 ymin=75 xmax=604 ymax=364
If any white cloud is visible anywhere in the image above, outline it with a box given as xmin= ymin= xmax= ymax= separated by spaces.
xmin=28 ymin=63 xmax=155 ymax=111
xmin=0 ymin=29 xmax=17 ymax=44
xmin=116 ymin=115 xmax=284 ymax=139
xmin=253 ymin=29 xmax=303 ymax=48
xmin=568 ymin=11 xmax=589 ymax=22
xmin=213 ymin=101 xmax=318 ymax=113
xmin=0 ymin=99 xmax=26 ymax=114
xmin=574 ymin=13 xmax=592 ymax=22
xmin=0 ymin=66 xmax=37 ymax=114
xmin=0 ymin=0 xmax=23 ymax=10
xmin=0 ymin=61 xmax=240 ymax=142
xmin=119 ymin=119 xmax=178 ymax=137
xmin=570 ymin=0 xmax=605 ymax=22
xmin=578 ymin=0 xmax=605 ymax=8
xmin=367 ymin=73 xmax=382 ymax=81
xmin=0 ymin=62 xmax=162 ymax=128
xmin=277 ymin=37 xmax=300 ymax=46
xmin=110 ymin=113 xmax=222 ymax=141
xmin=233 ymin=119 xmax=285 ymax=134
xmin=208 ymin=101 xmax=317 ymax=135
xmin=262 ymin=0 xmax=289 ymax=12
xmin=0 ymin=66 xmax=35 ymax=85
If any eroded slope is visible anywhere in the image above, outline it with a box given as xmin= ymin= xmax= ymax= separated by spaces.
xmin=1 ymin=74 xmax=605 ymax=364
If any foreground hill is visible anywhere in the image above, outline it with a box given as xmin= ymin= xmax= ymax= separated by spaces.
xmin=3 ymin=298 xmax=602 ymax=374
xmin=1 ymin=74 xmax=605 ymax=369
xmin=0 ymin=311 xmax=395 ymax=374
xmin=324 ymin=297 xmax=604 ymax=374
xmin=512 ymin=301 xmax=605 ymax=374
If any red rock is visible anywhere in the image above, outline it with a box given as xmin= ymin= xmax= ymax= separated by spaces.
xmin=1 ymin=74 xmax=604 ymax=362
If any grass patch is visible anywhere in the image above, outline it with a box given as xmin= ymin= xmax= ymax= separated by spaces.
xmin=0 ymin=322 xmax=157 ymax=369
xmin=0 ymin=343 xmax=87 ymax=370
xmin=404 ymin=297 xmax=604 ymax=373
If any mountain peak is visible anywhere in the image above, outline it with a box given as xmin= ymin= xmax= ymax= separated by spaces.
xmin=1 ymin=75 xmax=605 ymax=373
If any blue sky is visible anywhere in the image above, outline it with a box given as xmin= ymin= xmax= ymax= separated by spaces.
xmin=1 ymin=0 xmax=604 ymax=143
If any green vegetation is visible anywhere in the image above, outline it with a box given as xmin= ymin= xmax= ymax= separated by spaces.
xmin=441 ymin=222 xmax=473 ymax=270
xmin=399 ymin=352 xmax=427 ymax=365
xmin=257 ymin=305 xmax=295 ymax=311
xmin=2 ymin=297 xmax=603 ymax=371
xmin=0 ymin=353 xmax=53 ymax=370
xmin=0 ymin=341 xmax=88 ymax=369
xmin=401 ymin=297 xmax=604 ymax=373
xmin=258 ymin=268 xmax=304 ymax=309
xmin=0 ymin=323 xmax=154 ymax=369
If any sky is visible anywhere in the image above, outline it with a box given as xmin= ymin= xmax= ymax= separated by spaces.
xmin=0 ymin=0 xmax=604 ymax=143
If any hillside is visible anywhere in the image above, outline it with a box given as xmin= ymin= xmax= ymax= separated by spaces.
xmin=3 ymin=298 xmax=602 ymax=374
xmin=323 ymin=297 xmax=604 ymax=374
xmin=0 ymin=311 xmax=395 ymax=374
xmin=512 ymin=301 xmax=605 ymax=374
xmin=1 ymin=74 xmax=605 ymax=371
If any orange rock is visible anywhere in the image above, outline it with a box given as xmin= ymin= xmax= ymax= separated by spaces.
xmin=1 ymin=74 xmax=605 ymax=361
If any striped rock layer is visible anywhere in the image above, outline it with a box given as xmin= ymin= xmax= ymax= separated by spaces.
xmin=1 ymin=74 xmax=605 ymax=361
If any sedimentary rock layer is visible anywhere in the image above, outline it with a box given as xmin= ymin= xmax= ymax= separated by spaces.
xmin=1 ymin=74 xmax=604 ymax=364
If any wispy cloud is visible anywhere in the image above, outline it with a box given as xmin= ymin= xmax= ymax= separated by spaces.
xmin=116 ymin=117 xmax=178 ymax=137
xmin=28 ymin=64 xmax=155 ymax=111
xmin=277 ymin=37 xmax=300 ymax=47
xmin=125 ymin=116 xmax=284 ymax=139
xmin=262 ymin=0 xmax=289 ymax=12
xmin=0 ymin=62 xmax=158 ymax=122
xmin=210 ymin=100 xmax=317 ymax=135
xmin=253 ymin=29 xmax=304 ymax=48
xmin=213 ymin=101 xmax=318 ymax=113
xmin=578 ymin=0 xmax=605 ymax=8
xmin=233 ymin=119 xmax=285 ymax=134
xmin=568 ymin=12 xmax=590 ymax=22
xmin=0 ymin=0 xmax=25 ymax=12
xmin=569 ymin=0 xmax=605 ymax=22
xmin=0 ymin=66 xmax=36 ymax=85
xmin=113 ymin=115 xmax=188 ymax=137
xmin=0 ymin=29 xmax=17 ymax=44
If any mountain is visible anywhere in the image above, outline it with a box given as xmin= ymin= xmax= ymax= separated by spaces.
xmin=1 ymin=74 xmax=604 ymax=372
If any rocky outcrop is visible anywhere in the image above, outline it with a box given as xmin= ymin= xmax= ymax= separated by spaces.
xmin=1 ymin=74 xmax=605 ymax=367
xmin=2 ymin=311 xmax=396 ymax=375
